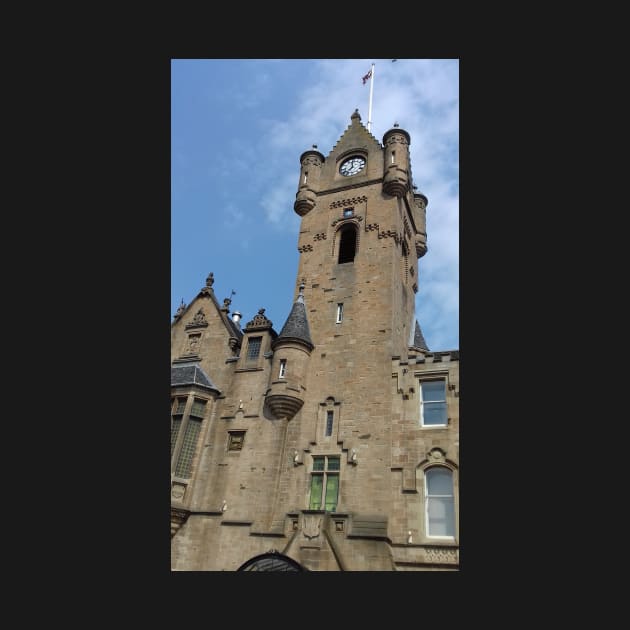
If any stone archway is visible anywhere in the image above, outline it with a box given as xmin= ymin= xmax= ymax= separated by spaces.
xmin=237 ymin=550 xmax=307 ymax=572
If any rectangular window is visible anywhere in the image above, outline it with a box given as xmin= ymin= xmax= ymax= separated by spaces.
xmin=425 ymin=468 xmax=455 ymax=537
xmin=170 ymin=417 xmax=182 ymax=458
xmin=325 ymin=410 xmax=333 ymax=437
xmin=420 ymin=380 xmax=447 ymax=427
xmin=228 ymin=431 xmax=245 ymax=451
xmin=246 ymin=336 xmax=262 ymax=361
xmin=174 ymin=398 xmax=187 ymax=414
xmin=190 ymin=398 xmax=207 ymax=418
xmin=174 ymin=418 xmax=202 ymax=478
xmin=279 ymin=359 xmax=287 ymax=378
xmin=336 ymin=303 xmax=343 ymax=323
xmin=309 ymin=455 xmax=340 ymax=511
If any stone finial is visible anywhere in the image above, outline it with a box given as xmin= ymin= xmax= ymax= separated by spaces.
xmin=393 ymin=122 xmax=399 ymax=127
xmin=174 ymin=299 xmax=186 ymax=319
xmin=206 ymin=272 xmax=214 ymax=288
xmin=351 ymin=109 xmax=361 ymax=121
xmin=312 ymin=144 xmax=317 ymax=149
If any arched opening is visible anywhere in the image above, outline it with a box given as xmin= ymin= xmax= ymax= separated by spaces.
xmin=237 ymin=551 xmax=307 ymax=571
xmin=337 ymin=224 xmax=357 ymax=264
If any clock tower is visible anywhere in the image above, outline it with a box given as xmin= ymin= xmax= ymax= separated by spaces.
xmin=171 ymin=109 xmax=459 ymax=571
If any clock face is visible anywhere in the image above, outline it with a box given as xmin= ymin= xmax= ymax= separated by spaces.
xmin=339 ymin=156 xmax=366 ymax=177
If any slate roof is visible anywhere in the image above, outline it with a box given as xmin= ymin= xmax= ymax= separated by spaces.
xmin=413 ymin=320 xmax=430 ymax=352
xmin=171 ymin=362 xmax=220 ymax=394
xmin=273 ymin=289 xmax=314 ymax=351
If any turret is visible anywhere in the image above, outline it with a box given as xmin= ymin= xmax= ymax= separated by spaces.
xmin=413 ymin=191 xmax=428 ymax=258
xmin=382 ymin=123 xmax=411 ymax=198
xmin=294 ymin=146 xmax=325 ymax=216
xmin=265 ymin=282 xmax=314 ymax=419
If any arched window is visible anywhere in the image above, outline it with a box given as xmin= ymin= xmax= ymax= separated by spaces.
xmin=425 ymin=467 xmax=455 ymax=538
xmin=338 ymin=225 xmax=357 ymax=264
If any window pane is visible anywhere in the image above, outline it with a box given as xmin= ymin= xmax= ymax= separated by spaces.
xmin=327 ymin=456 xmax=340 ymax=471
xmin=191 ymin=399 xmax=206 ymax=417
xmin=309 ymin=475 xmax=323 ymax=509
xmin=428 ymin=496 xmax=455 ymax=537
xmin=312 ymin=456 xmax=325 ymax=471
xmin=325 ymin=411 xmax=333 ymax=436
xmin=247 ymin=337 xmax=262 ymax=360
xmin=175 ymin=398 xmax=186 ymax=414
xmin=427 ymin=468 xmax=453 ymax=495
xmin=325 ymin=474 xmax=339 ymax=511
xmin=422 ymin=380 xmax=445 ymax=402
xmin=170 ymin=417 xmax=182 ymax=457
xmin=175 ymin=418 xmax=202 ymax=478
xmin=423 ymin=401 xmax=447 ymax=425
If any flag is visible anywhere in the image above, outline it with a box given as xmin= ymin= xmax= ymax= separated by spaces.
xmin=362 ymin=69 xmax=372 ymax=85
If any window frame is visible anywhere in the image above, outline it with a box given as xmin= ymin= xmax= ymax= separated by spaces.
xmin=246 ymin=336 xmax=262 ymax=362
xmin=424 ymin=466 xmax=456 ymax=540
xmin=325 ymin=410 xmax=334 ymax=437
xmin=278 ymin=358 xmax=287 ymax=379
xmin=336 ymin=303 xmax=343 ymax=324
xmin=419 ymin=378 xmax=448 ymax=428
xmin=171 ymin=394 xmax=208 ymax=480
xmin=228 ymin=430 xmax=246 ymax=452
xmin=309 ymin=455 xmax=341 ymax=512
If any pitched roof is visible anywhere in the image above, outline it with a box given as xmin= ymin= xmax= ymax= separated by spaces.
xmin=171 ymin=361 xmax=221 ymax=394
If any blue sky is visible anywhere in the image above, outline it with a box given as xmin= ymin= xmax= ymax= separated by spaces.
xmin=171 ymin=59 xmax=459 ymax=351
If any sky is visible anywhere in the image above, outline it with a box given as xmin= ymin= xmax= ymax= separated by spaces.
xmin=171 ymin=59 xmax=459 ymax=351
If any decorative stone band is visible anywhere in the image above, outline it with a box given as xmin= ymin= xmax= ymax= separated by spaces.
xmin=329 ymin=195 xmax=368 ymax=209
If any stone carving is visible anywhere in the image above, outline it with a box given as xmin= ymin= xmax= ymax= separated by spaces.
xmin=303 ymin=514 xmax=321 ymax=540
xmin=428 ymin=448 xmax=446 ymax=462
xmin=186 ymin=334 xmax=200 ymax=354
xmin=191 ymin=309 xmax=206 ymax=325
xmin=298 ymin=244 xmax=313 ymax=253
xmin=206 ymin=272 xmax=214 ymax=288
xmin=302 ymin=156 xmax=322 ymax=166
xmin=425 ymin=547 xmax=457 ymax=563
xmin=171 ymin=483 xmax=186 ymax=501
xmin=244 ymin=308 xmax=273 ymax=331
xmin=186 ymin=308 xmax=208 ymax=329
xmin=313 ymin=233 xmax=327 ymax=241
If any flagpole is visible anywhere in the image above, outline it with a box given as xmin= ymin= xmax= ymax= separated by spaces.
xmin=367 ymin=63 xmax=375 ymax=133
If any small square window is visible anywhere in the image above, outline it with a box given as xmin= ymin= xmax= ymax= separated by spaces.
xmin=343 ymin=207 xmax=354 ymax=218
xmin=228 ymin=431 xmax=246 ymax=451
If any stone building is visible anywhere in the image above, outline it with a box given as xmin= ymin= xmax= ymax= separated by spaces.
xmin=170 ymin=110 xmax=459 ymax=571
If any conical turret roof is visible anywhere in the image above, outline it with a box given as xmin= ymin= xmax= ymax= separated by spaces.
xmin=413 ymin=320 xmax=430 ymax=352
xmin=272 ymin=283 xmax=314 ymax=351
